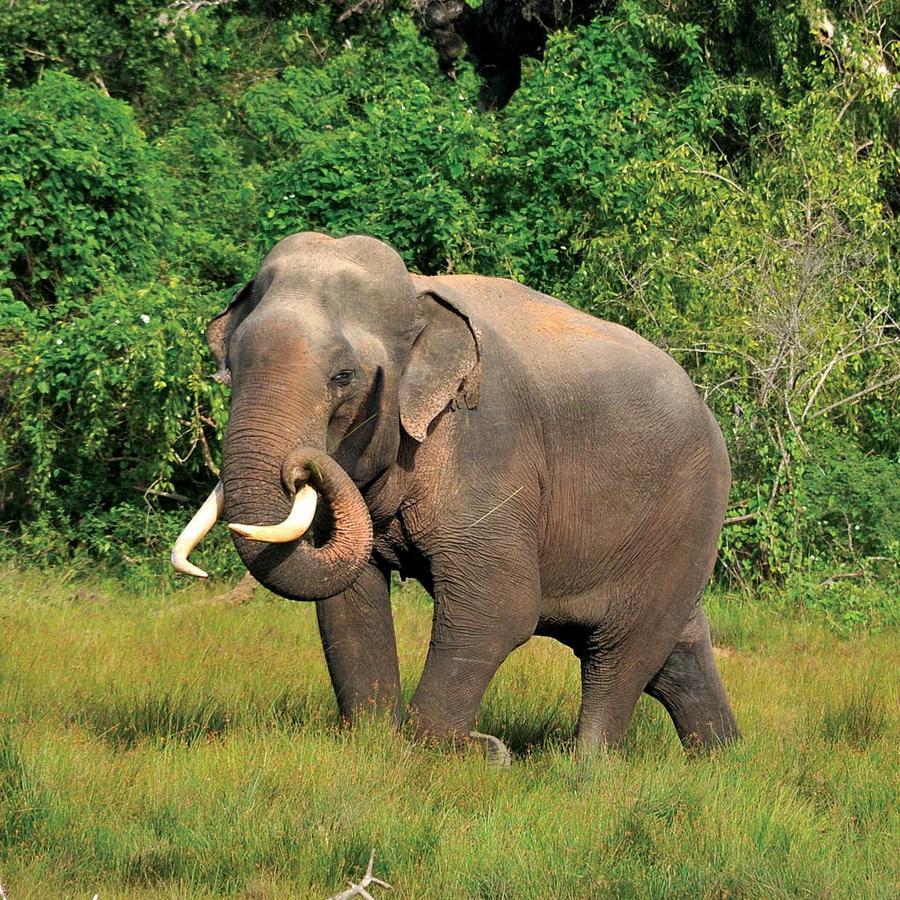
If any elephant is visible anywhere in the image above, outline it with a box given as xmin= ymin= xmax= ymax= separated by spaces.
xmin=172 ymin=231 xmax=739 ymax=755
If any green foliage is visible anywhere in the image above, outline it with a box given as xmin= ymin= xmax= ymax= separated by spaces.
xmin=246 ymin=16 xmax=496 ymax=272
xmin=789 ymin=572 xmax=899 ymax=636
xmin=0 ymin=279 xmax=230 ymax=571
xmin=0 ymin=72 xmax=165 ymax=306
xmin=0 ymin=729 xmax=48 ymax=852
xmin=0 ymin=0 xmax=262 ymax=129
xmin=799 ymin=432 xmax=900 ymax=562
xmin=0 ymin=0 xmax=897 ymax=586
xmin=0 ymin=1 xmax=165 ymax=91
xmin=156 ymin=102 xmax=261 ymax=284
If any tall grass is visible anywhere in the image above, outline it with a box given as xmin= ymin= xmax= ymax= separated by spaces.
xmin=0 ymin=568 xmax=897 ymax=897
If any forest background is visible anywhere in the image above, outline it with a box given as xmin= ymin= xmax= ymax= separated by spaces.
xmin=0 ymin=0 xmax=897 ymax=631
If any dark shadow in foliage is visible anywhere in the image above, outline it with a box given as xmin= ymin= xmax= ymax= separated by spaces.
xmin=478 ymin=688 xmax=685 ymax=758
xmin=476 ymin=695 xmax=575 ymax=756
xmin=416 ymin=1 xmax=609 ymax=110
xmin=76 ymin=686 xmax=332 ymax=748
xmin=799 ymin=432 xmax=900 ymax=562
xmin=617 ymin=696 xmax=682 ymax=760
xmin=121 ymin=842 xmax=187 ymax=888
xmin=266 ymin=686 xmax=328 ymax=732
xmin=474 ymin=706 xmax=576 ymax=756
xmin=609 ymin=783 xmax=703 ymax=869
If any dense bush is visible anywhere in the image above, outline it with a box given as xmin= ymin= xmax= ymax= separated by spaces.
xmin=0 ymin=72 xmax=165 ymax=307
xmin=799 ymin=432 xmax=900 ymax=563
xmin=0 ymin=0 xmax=896 ymax=599
xmin=0 ymin=278 xmax=232 ymax=569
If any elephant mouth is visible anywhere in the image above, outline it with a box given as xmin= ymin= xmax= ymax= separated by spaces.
xmin=229 ymin=482 xmax=319 ymax=544
xmin=170 ymin=448 xmax=374 ymax=600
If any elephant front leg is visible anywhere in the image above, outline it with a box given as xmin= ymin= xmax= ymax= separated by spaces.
xmin=407 ymin=549 xmax=541 ymax=751
xmin=316 ymin=563 xmax=401 ymax=725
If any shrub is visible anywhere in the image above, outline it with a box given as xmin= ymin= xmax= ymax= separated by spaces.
xmin=0 ymin=72 xmax=166 ymax=308
xmin=0 ymin=1 xmax=896 ymax=588
xmin=1 ymin=279 xmax=229 ymax=566
xmin=799 ymin=432 xmax=900 ymax=563
xmin=246 ymin=15 xmax=496 ymax=273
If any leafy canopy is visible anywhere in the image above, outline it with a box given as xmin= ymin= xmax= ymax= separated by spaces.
xmin=0 ymin=0 xmax=897 ymax=604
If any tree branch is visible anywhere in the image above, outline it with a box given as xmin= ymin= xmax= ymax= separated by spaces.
xmin=809 ymin=371 xmax=900 ymax=419
xmin=819 ymin=570 xmax=863 ymax=586
xmin=724 ymin=512 xmax=758 ymax=526
xmin=135 ymin=485 xmax=190 ymax=504
xmin=685 ymin=168 xmax=745 ymax=193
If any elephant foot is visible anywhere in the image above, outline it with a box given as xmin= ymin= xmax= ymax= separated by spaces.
xmin=469 ymin=731 xmax=512 ymax=767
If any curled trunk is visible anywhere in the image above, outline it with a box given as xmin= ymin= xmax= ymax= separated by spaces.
xmin=223 ymin=444 xmax=373 ymax=601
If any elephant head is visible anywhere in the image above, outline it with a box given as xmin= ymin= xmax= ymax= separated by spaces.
xmin=171 ymin=232 xmax=481 ymax=600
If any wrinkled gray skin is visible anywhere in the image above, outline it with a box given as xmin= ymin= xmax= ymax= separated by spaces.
xmin=209 ymin=232 xmax=739 ymax=753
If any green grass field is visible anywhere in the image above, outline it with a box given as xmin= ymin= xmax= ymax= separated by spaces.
xmin=0 ymin=567 xmax=897 ymax=898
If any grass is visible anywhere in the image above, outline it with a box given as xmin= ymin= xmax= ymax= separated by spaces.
xmin=0 ymin=567 xmax=897 ymax=898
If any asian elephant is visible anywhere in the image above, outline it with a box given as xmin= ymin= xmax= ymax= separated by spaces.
xmin=172 ymin=231 xmax=739 ymax=754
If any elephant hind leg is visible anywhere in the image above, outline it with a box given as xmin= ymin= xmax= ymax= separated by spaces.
xmin=644 ymin=607 xmax=739 ymax=750
xmin=575 ymin=650 xmax=648 ymax=753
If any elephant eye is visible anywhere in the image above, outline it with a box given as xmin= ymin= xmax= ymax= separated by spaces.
xmin=331 ymin=369 xmax=356 ymax=387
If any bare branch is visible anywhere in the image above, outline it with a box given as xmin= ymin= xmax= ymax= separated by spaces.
xmin=685 ymin=168 xmax=745 ymax=193
xmin=88 ymin=73 xmax=110 ymax=96
xmin=667 ymin=347 xmax=731 ymax=356
xmin=301 ymin=27 xmax=327 ymax=62
xmin=699 ymin=374 xmax=745 ymax=401
xmin=18 ymin=45 xmax=64 ymax=62
xmin=799 ymin=335 xmax=897 ymax=420
xmin=724 ymin=512 xmax=758 ymax=526
xmin=157 ymin=0 xmax=239 ymax=38
xmin=819 ymin=570 xmax=864 ymax=586
xmin=327 ymin=849 xmax=392 ymax=900
xmin=336 ymin=0 xmax=387 ymax=23
xmin=809 ymin=371 xmax=900 ymax=419
xmin=136 ymin=485 xmax=190 ymax=504
xmin=197 ymin=420 xmax=220 ymax=477
xmin=767 ymin=420 xmax=791 ymax=511
xmin=836 ymin=89 xmax=860 ymax=123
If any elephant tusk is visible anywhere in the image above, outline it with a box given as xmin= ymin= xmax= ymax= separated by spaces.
xmin=171 ymin=482 xmax=224 ymax=578
xmin=228 ymin=484 xmax=318 ymax=543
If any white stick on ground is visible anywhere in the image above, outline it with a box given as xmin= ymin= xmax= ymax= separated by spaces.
xmin=326 ymin=849 xmax=392 ymax=900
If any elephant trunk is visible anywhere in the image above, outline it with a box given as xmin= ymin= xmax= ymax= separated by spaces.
xmin=223 ymin=438 xmax=373 ymax=601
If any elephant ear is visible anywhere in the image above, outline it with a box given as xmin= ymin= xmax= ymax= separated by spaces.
xmin=399 ymin=281 xmax=482 ymax=442
xmin=205 ymin=280 xmax=256 ymax=386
